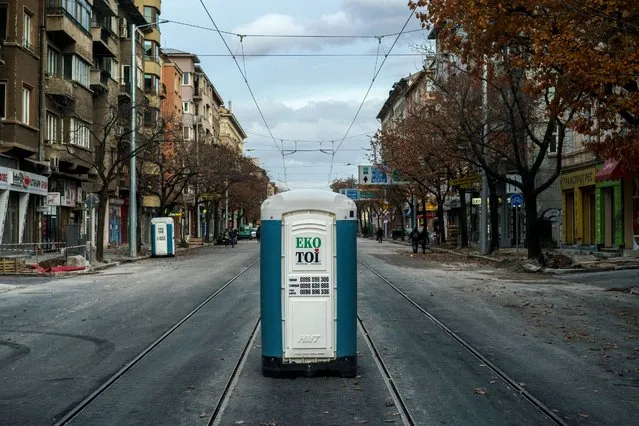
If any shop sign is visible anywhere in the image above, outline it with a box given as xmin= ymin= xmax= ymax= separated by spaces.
xmin=46 ymin=192 xmax=61 ymax=206
xmin=0 ymin=167 xmax=49 ymax=195
xmin=560 ymin=168 xmax=596 ymax=190
xmin=60 ymin=181 xmax=77 ymax=207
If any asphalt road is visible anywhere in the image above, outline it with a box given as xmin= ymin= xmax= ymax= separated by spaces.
xmin=1 ymin=238 xmax=637 ymax=425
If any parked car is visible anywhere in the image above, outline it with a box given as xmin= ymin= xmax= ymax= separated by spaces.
xmin=238 ymin=226 xmax=256 ymax=240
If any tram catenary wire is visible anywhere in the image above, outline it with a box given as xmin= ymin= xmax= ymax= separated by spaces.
xmin=197 ymin=0 xmax=289 ymax=188
xmin=166 ymin=19 xmax=423 ymax=40
xmin=327 ymin=9 xmax=416 ymax=185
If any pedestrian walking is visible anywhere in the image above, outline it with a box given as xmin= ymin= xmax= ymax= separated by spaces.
xmin=409 ymin=227 xmax=420 ymax=253
xmin=419 ymin=227 xmax=429 ymax=254
xmin=376 ymin=228 xmax=383 ymax=243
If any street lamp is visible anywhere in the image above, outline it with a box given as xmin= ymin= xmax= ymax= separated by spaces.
xmin=129 ymin=19 xmax=168 ymax=257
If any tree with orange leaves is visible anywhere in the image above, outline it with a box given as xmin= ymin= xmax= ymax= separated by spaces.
xmin=409 ymin=0 xmax=639 ymax=167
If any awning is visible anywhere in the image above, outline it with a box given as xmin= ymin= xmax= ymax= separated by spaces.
xmin=595 ymin=159 xmax=628 ymax=181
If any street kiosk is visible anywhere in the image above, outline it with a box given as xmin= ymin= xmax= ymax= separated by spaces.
xmin=260 ymin=190 xmax=357 ymax=377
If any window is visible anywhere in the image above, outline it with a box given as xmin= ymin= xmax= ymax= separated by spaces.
xmin=61 ymin=0 xmax=91 ymax=32
xmin=182 ymin=72 xmax=190 ymax=85
xmin=0 ymin=82 xmax=5 ymax=119
xmin=144 ymin=74 xmax=159 ymax=94
xmin=69 ymin=118 xmax=90 ymax=149
xmin=46 ymin=113 xmax=59 ymax=143
xmin=122 ymin=65 xmax=130 ymax=85
xmin=183 ymin=126 xmax=192 ymax=140
xmin=0 ymin=5 xmax=7 ymax=41
xmin=22 ymin=86 xmax=31 ymax=125
xmin=23 ymin=11 xmax=32 ymax=49
xmin=143 ymin=6 xmax=160 ymax=25
xmin=143 ymin=108 xmax=158 ymax=128
xmin=63 ymin=55 xmax=90 ymax=86
xmin=144 ymin=40 xmax=159 ymax=62
xmin=47 ymin=48 xmax=60 ymax=76
xmin=182 ymin=102 xmax=190 ymax=113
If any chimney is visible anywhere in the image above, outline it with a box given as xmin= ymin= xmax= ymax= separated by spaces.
xmin=228 ymin=100 xmax=232 ymax=112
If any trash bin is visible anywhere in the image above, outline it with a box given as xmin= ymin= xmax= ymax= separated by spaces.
xmin=260 ymin=190 xmax=358 ymax=377
xmin=151 ymin=217 xmax=175 ymax=257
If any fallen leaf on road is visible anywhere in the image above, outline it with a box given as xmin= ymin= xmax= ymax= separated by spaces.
xmin=474 ymin=387 xmax=486 ymax=395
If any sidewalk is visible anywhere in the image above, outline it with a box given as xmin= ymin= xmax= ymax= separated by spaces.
xmin=1 ymin=242 xmax=215 ymax=277
xmin=382 ymin=237 xmax=639 ymax=274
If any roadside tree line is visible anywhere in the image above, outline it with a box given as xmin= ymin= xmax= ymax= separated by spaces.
xmin=366 ymin=0 xmax=637 ymax=260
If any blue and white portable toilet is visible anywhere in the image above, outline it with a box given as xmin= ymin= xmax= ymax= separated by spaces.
xmin=151 ymin=217 xmax=175 ymax=257
xmin=260 ymin=190 xmax=357 ymax=377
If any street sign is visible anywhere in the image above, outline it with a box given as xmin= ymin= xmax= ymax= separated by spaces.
xmin=506 ymin=174 xmax=522 ymax=194
xmin=510 ymin=193 xmax=524 ymax=207
xmin=359 ymin=190 xmax=381 ymax=200
xmin=450 ymin=174 xmax=481 ymax=189
xmin=359 ymin=165 xmax=388 ymax=185
xmin=339 ymin=188 xmax=360 ymax=200
xmin=46 ymin=192 xmax=61 ymax=206
xmin=85 ymin=193 xmax=99 ymax=209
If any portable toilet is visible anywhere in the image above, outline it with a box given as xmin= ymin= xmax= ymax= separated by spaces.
xmin=260 ymin=190 xmax=357 ymax=377
xmin=151 ymin=217 xmax=175 ymax=257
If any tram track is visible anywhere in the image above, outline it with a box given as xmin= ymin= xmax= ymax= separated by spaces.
xmin=54 ymin=260 xmax=258 ymax=426
xmin=359 ymin=260 xmax=569 ymax=426
xmin=209 ymin=317 xmax=260 ymax=426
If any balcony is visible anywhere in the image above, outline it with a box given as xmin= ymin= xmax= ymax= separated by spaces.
xmin=47 ymin=2 xmax=92 ymax=56
xmin=91 ymin=24 xmax=117 ymax=57
xmin=90 ymin=68 xmax=111 ymax=94
xmin=46 ymin=75 xmax=76 ymax=105
xmin=193 ymin=87 xmax=202 ymax=100
xmin=92 ymin=0 xmax=118 ymax=17
xmin=119 ymin=82 xmax=131 ymax=99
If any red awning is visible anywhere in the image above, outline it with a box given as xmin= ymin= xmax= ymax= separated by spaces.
xmin=595 ymin=159 xmax=628 ymax=181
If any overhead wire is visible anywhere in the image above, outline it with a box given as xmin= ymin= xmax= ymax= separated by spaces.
xmin=197 ymin=0 xmax=289 ymax=187
xmin=327 ymin=9 xmax=416 ymax=185
xmin=166 ymin=19 xmax=423 ymax=39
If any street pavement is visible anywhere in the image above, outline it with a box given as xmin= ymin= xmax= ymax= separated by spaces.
xmin=0 ymin=238 xmax=637 ymax=425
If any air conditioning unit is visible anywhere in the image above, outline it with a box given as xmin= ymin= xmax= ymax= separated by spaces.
xmin=50 ymin=157 xmax=60 ymax=171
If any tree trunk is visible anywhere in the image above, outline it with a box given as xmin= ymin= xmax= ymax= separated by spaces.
xmin=459 ymin=188 xmax=469 ymax=248
xmin=136 ymin=192 xmax=142 ymax=253
xmin=421 ymin=197 xmax=428 ymax=232
xmin=524 ymin=190 xmax=542 ymax=260
xmin=437 ymin=204 xmax=446 ymax=244
xmin=95 ymin=190 xmax=109 ymax=262
xmin=488 ymin=179 xmax=500 ymax=254
xmin=398 ymin=203 xmax=405 ymax=240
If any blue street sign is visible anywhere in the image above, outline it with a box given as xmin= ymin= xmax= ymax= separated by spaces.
xmin=339 ymin=188 xmax=360 ymax=200
xmin=371 ymin=167 xmax=388 ymax=184
xmin=510 ymin=193 xmax=524 ymax=207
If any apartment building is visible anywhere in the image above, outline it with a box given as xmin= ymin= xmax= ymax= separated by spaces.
xmin=219 ymin=104 xmax=246 ymax=154
xmin=0 ymin=0 xmax=50 ymax=246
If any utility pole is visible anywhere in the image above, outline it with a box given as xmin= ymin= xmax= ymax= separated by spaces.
xmin=479 ymin=60 xmax=489 ymax=255
xmin=129 ymin=20 xmax=167 ymax=257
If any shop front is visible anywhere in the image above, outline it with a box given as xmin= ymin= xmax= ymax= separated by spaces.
xmin=560 ymin=167 xmax=597 ymax=247
xmin=595 ymin=160 xmax=626 ymax=249
xmin=0 ymin=167 xmax=49 ymax=245
xmin=44 ymin=178 xmax=83 ymax=244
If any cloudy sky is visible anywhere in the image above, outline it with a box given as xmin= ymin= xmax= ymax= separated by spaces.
xmin=160 ymin=0 xmax=428 ymax=190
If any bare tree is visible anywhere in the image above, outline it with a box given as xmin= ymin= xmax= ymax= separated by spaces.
xmin=58 ymin=98 xmax=170 ymax=262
